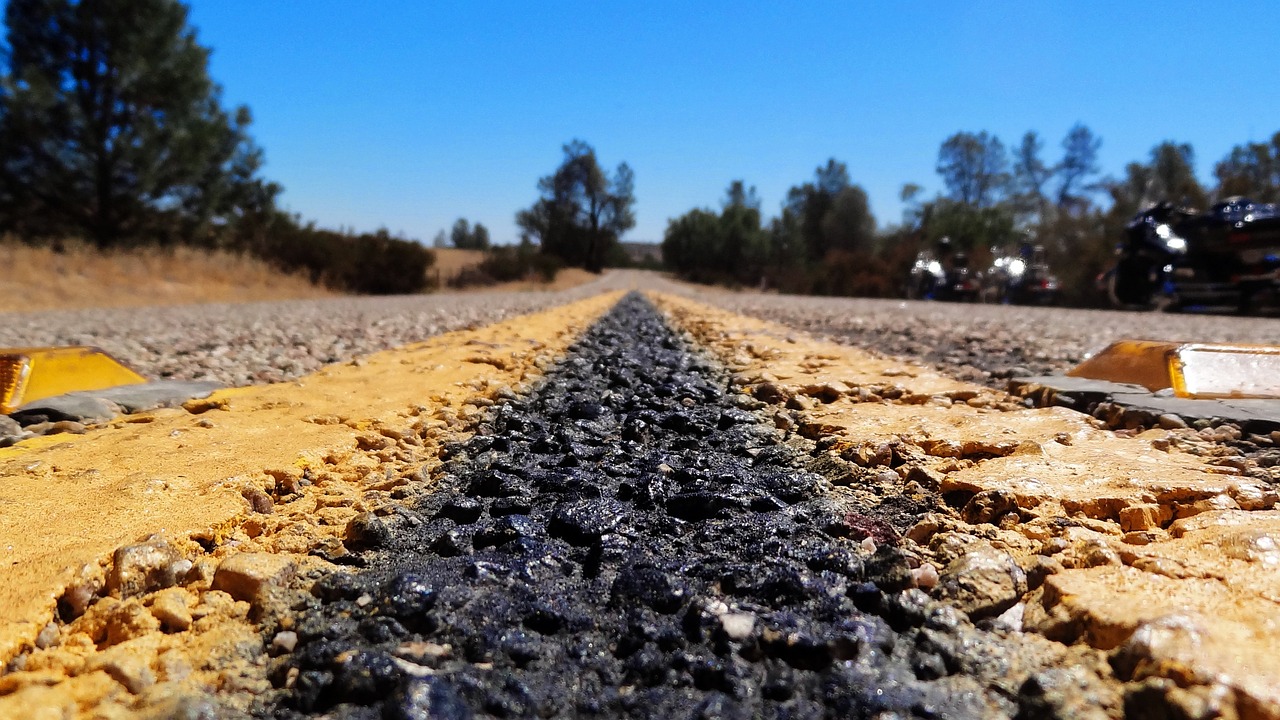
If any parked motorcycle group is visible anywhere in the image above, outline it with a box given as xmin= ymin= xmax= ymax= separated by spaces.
xmin=906 ymin=196 xmax=1280 ymax=312
xmin=907 ymin=238 xmax=1060 ymax=305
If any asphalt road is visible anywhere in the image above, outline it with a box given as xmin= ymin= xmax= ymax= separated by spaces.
xmin=257 ymin=294 xmax=1108 ymax=719
xmin=9 ymin=270 xmax=1280 ymax=390
xmin=2 ymin=278 xmax=1274 ymax=718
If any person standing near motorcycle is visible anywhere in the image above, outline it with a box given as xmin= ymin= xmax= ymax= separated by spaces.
xmin=936 ymin=235 xmax=957 ymax=272
xmin=937 ymin=236 xmax=980 ymax=301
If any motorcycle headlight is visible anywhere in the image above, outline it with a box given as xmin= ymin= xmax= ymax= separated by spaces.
xmin=1156 ymin=225 xmax=1187 ymax=252
xmin=927 ymin=261 xmax=942 ymax=275
xmin=1008 ymin=259 xmax=1026 ymax=276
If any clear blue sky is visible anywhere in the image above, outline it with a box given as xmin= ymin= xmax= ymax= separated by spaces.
xmin=186 ymin=1 xmax=1280 ymax=244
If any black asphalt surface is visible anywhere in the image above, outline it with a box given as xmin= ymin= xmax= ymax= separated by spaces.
xmin=256 ymin=293 xmax=1098 ymax=719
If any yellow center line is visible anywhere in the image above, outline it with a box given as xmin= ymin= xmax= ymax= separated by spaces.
xmin=651 ymin=291 xmax=1280 ymax=713
xmin=0 ymin=291 xmax=622 ymax=663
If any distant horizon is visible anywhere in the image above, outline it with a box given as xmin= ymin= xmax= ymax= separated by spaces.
xmin=186 ymin=1 xmax=1280 ymax=244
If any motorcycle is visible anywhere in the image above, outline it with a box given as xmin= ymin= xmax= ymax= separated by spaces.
xmin=1106 ymin=197 xmax=1280 ymax=312
xmin=907 ymin=249 xmax=981 ymax=302
xmin=985 ymin=244 xmax=1060 ymax=305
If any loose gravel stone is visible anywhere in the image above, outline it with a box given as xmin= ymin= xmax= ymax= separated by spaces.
xmin=107 ymin=536 xmax=184 ymax=599
xmin=935 ymin=548 xmax=1028 ymax=622
xmin=212 ymin=554 xmax=296 ymax=609
xmin=33 ymin=622 xmax=58 ymax=650
xmin=58 ymin=563 xmax=106 ymax=620
xmin=345 ymin=512 xmax=393 ymax=549
xmin=242 ymin=487 xmax=276 ymax=515
xmin=148 ymin=588 xmax=193 ymax=632
xmin=256 ymin=293 xmax=1114 ymax=719
xmin=272 ymin=631 xmax=299 ymax=654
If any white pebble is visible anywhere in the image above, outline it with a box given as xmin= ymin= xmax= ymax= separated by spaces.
xmin=911 ymin=563 xmax=939 ymax=590
xmin=272 ymin=630 xmax=299 ymax=653
xmin=990 ymin=603 xmax=1025 ymax=632
xmin=34 ymin=622 xmax=59 ymax=649
xmin=719 ymin=613 xmax=756 ymax=640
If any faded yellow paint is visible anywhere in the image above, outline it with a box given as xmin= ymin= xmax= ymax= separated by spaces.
xmin=652 ymin=291 xmax=1280 ymax=718
xmin=0 ymin=291 xmax=621 ymax=668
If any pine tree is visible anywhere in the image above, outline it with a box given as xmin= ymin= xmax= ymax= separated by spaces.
xmin=516 ymin=140 xmax=635 ymax=273
xmin=0 ymin=0 xmax=276 ymax=247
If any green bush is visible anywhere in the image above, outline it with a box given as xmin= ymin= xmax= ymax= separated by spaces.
xmin=258 ymin=219 xmax=435 ymax=295
xmin=449 ymin=242 xmax=561 ymax=288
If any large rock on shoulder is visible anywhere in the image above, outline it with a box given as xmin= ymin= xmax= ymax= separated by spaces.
xmin=94 ymin=380 xmax=222 ymax=413
xmin=211 ymin=553 xmax=296 ymax=609
xmin=935 ymin=547 xmax=1027 ymax=621
xmin=107 ymin=536 xmax=185 ymax=599
xmin=8 ymin=380 xmax=222 ymax=426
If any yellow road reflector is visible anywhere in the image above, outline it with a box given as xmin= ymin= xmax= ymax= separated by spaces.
xmin=0 ymin=347 xmax=146 ymax=414
xmin=1068 ymin=340 xmax=1280 ymax=399
xmin=1067 ymin=340 xmax=1181 ymax=393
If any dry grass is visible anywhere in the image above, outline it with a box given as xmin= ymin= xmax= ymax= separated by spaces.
xmin=0 ymin=242 xmax=335 ymax=312
xmin=481 ymin=267 xmax=599 ymax=293
xmin=428 ymin=247 xmax=486 ymax=284
xmin=0 ymin=241 xmax=602 ymax=313
xmin=427 ymin=248 xmax=599 ymax=293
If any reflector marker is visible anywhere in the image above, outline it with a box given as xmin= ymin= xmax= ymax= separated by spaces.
xmin=1068 ymin=340 xmax=1280 ymax=399
xmin=0 ymin=347 xmax=147 ymax=414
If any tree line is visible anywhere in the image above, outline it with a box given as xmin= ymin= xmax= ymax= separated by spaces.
xmin=516 ymin=139 xmax=635 ymax=273
xmin=433 ymin=219 xmax=491 ymax=251
xmin=664 ymin=124 xmax=1280 ymax=305
xmin=18 ymin=2 xmax=1279 ymax=301
xmin=430 ymin=140 xmax=637 ymax=287
xmin=0 ymin=0 xmax=434 ymax=294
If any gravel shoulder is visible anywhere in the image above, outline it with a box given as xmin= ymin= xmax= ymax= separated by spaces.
xmin=0 ymin=274 xmax=631 ymax=387
xmin=648 ymin=274 xmax=1280 ymax=385
xmin=12 ymin=268 xmax=1280 ymax=392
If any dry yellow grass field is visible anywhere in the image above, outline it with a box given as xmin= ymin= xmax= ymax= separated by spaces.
xmin=427 ymin=247 xmax=600 ymax=293
xmin=428 ymin=247 xmax=486 ymax=283
xmin=0 ymin=242 xmax=336 ymax=312
xmin=492 ymin=266 xmax=597 ymax=291
xmin=0 ymin=242 xmax=602 ymax=313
